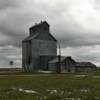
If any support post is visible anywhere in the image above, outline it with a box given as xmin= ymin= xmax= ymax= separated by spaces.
xmin=57 ymin=42 xmax=61 ymax=73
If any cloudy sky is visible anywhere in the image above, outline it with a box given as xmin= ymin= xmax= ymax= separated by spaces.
xmin=0 ymin=0 xmax=100 ymax=67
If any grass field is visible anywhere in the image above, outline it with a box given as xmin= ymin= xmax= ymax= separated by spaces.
xmin=0 ymin=70 xmax=100 ymax=100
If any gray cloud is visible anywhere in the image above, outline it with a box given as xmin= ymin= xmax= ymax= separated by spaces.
xmin=1 ymin=0 xmax=100 ymax=47
xmin=92 ymin=0 xmax=100 ymax=10
xmin=0 ymin=0 xmax=19 ymax=10
xmin=0 ymin=0 xmax=100 ymax=66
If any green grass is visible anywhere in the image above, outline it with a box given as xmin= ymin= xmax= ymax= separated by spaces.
xmin=0 ymin=71 xmax=100 ymax=100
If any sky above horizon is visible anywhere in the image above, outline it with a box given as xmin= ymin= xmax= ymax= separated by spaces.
xmin=0 ymin=0 xmax=100 ymax=67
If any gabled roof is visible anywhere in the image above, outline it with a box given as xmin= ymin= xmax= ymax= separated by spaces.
xmin=48 ymin=56 xmax=66 ymax=63
xmin=30 ymin=21 xmax=49 ymax=30
xmin=75 ymin=62 xmax=96 ymax=68
xmin=49 ymin=33 xmax=57 ymax=41
xmin=48 ymin=56 xmax=76 ymax=64
xmin=22 ymin=21 xmax=57 ymax=42
xmin=22 ymin=32 xmax=57 ymax=42
xmin=22 ymin=33 xmax=39 ymax=42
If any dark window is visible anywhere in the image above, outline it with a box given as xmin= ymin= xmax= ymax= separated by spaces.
xmin=28 ymin=56 xmax=31 ymax=64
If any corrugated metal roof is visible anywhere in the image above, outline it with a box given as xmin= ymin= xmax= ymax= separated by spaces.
xmin=49 ymin=56 xmax=76 ymax=64
xmin=75 ymin=62 xmax=96 ymax=67
xmin=48 ymin=56 xmax=70 ymax=63
xmin=22 ymin=21 xmax=57 ymax=42
xmin=22 ymin=33 xmax=39 ymax=42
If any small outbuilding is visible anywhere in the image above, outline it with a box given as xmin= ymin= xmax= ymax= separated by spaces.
xmin=75 ymin=62 xmax=97 ymax=72
xmin=48 ymin=56 xmax=97 ymax=73
xmin=48 ymin=56 xmax=76 ymax=73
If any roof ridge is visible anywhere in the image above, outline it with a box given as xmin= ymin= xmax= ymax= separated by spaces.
xmin=30 ymin=21 xmax=49 ymax=29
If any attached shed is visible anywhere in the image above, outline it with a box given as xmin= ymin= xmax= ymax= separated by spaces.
xmin=48 ymin=56 xmax=97 ymax=73
xmin=75 ymin=62 xmax=97 ymax=72
xmin=48 ymin=56 xmax=76 ymax=72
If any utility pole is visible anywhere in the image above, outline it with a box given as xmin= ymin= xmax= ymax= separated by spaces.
xmin=57 ymin=41 xmax=61 ymax=73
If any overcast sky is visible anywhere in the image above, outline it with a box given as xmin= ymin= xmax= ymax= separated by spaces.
xmin=0 ymin=0 xmax=100 ymax=67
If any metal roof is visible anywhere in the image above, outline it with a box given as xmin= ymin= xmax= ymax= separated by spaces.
xmin=22 ymin=33 xmax=40 ymax=42
xmin=22 ymin=21 xmax=57 ymax=42
xmin=48 ymin=56 xmax=76 ymax=64
xmin=75 ymin=62 xmax=96 ymax=67
xmin=30 ymin=21 xmax=49 ymax=29
xmin=48 ymin=56 xmax=66 ymax=63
